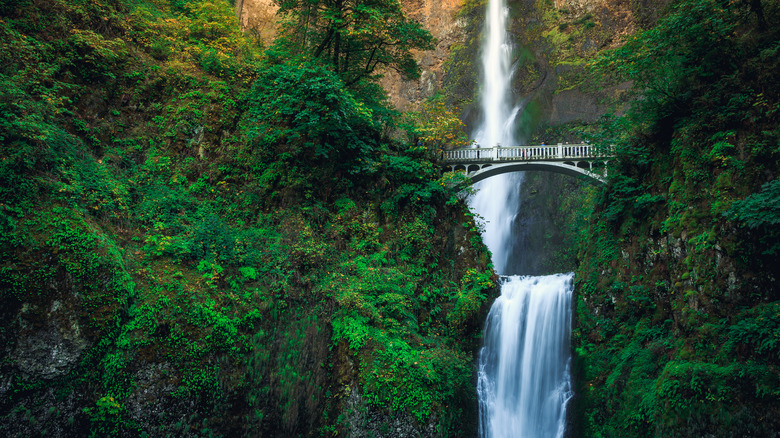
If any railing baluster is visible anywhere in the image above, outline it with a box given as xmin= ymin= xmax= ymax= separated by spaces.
xmin=442 ymin=143 xmax=612 ymax=164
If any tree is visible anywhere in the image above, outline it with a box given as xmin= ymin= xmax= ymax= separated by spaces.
xmin=238 ymin=55 xmax=382 ymax=203
xmin=401 ymin=97 xmax=469 ymax=156
xmin=275 ymin=0 xmax=434 ymax=86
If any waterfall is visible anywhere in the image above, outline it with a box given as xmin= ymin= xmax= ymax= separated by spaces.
xmin=469 ymin=0 xmax=522 ymax=275
xmin=476 ymin=275 xmax=574 ymax=438
xmin=468 ymin=0 xmax=574 ymax=435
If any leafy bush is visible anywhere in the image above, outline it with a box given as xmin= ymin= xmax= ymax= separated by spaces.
xmin=239 ymin=55 xmax=383 ymax=203
xmin=727 ymin=178 xmax=780 ymax=254
xmin=726 ymin=302 xmax=780 ymax=361
xmin=243 ymin=56 xmax=378 ymax=165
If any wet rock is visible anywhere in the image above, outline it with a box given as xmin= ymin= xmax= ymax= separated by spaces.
xmin=12 ymin=300 xmax=88 ymax=380
xmin=344 ymin=388 xmax=438 ymax=438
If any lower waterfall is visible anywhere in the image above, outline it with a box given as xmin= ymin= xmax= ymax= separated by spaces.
xmin=470 ymin=174 xmax=575 ymax=438
xmin=476 ymin=274 xmax=574 ymax=438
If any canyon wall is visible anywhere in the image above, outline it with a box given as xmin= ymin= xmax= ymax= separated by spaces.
xmin=237 ymin=0 xmax=466 ymax=112
xmin=443 ymin=0 xmax=672 ymax=138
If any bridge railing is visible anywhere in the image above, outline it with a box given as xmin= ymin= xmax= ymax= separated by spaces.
xmin=444 ymin=148 xmax=490 ymax=161
xmin=443 ymin=143 xmax=612 ymax=162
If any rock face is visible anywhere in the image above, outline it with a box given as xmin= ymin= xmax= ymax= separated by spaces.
xmin=378 ymin=0 xmax=466 ymax=111
xmin=0 ymin=297 xmax=89 ymax=438
xmin=11 ymin=300 xmax=88 ymax=380
xmin=238 ymin=0 xmax=467 ymax=111
xmin=445 ymin=0 xmax=670 ymax=137
xmin=509 ymin=0 xmax=637 ymax=132
xmin=236 ymin=0 xmax=279 ymax=43
xmin=0 ymin=249 xmax=124 ymax=438
xmin=344 ymin=389 xmax=438 ymax=437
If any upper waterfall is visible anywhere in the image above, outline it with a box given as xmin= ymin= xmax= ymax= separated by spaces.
xmin=468 ymin=0 xmax=522 ymax=274
xmin=473 ymin=0 xmax=517 ymax=149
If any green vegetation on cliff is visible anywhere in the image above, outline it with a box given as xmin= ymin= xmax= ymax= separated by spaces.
xmin=574 ymin=0 xmax=780 ymax=435
xmin=274 ymin=0 xmax=435 ymax=86
xmin=0 ymin=0 xmax=492 ymax=436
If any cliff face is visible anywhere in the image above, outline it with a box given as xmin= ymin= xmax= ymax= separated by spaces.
xmin=236 ymin=0 xmax=278 ymax=43
xmin=378 ymin=0 xmax=465 ymax=111
xmin=238 ymin=0 xmax=466 ymax=112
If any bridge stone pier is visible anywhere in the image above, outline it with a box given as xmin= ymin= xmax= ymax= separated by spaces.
xmin=442 ymin=143 xmax=612 ymax=184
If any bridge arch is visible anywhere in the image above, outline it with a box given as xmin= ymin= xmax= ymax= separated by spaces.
xmin=465 ymin=162 xmax=606 ymax=184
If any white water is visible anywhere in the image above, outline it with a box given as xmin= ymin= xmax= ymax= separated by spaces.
xmin=477 ymin=275 xmax=574 ymax=438
xmin=468 ymin=0 xmax=523 ymax=275
xmin=472 ymin=0 xmax=516 ymax=150
xmin=469 ymin=0 xmax=574 ymax=435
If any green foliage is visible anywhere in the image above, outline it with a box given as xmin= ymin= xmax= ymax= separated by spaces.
xmin=130 ymin=0 xmax=261 ymax=82
xmin=245 ymin=55 xmax=377 ymax=161
xmin=726 ymin=302 xmax=780 ymax=361
xmin=400 ymin=96 xmax=469 ymax=153
xmin=447 ymin=268 xmax=493 ymax=329
xmin=326 ymin=202 xmax=493 ymax=426
xmin=576 ymin=0 xmax=780 ymax=436
xmin=1 ymin=207 xmax=133 ymax=331
xmin=362 ymin=339 xmax=472 ymax=423
xmin=379 ymin=155 xmax=462 ymax=220
xmin=0 ymin=0 xmax=494 ymax=435
xmin=239 ymin=55 xmax=383 ymax=204
xmin=68 ymin=29 xmax=129 ymax=80
xmin=594 ymin=0 xmax=745 ymax=116
xmin=727 ymin=178 xmax=780 ymax=254
xmin=83 ymin=395 xmax=132 ymax=438
xmin=275 ymin=0 xmax=435 ymax=86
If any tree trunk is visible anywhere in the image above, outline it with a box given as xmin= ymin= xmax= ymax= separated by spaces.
xmin=234 ymin=0 xmax=244 ymax=22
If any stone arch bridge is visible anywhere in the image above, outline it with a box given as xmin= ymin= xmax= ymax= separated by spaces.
xmin=442 ymin=143 xmax=612 ymax=184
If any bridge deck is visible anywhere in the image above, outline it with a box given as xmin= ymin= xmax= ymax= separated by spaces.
xmin=443 ymin=143 xmax=611 ymax=163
